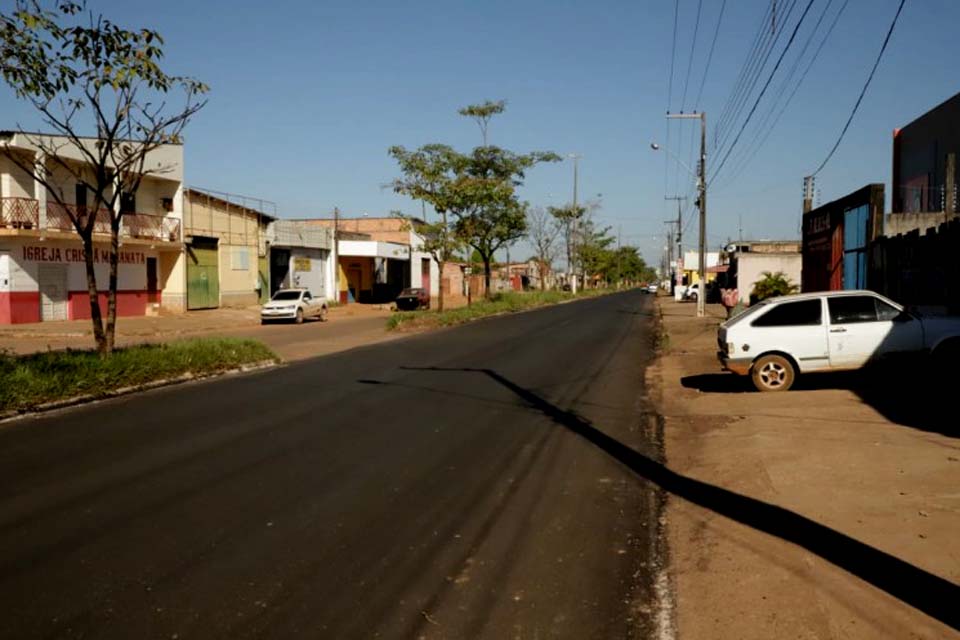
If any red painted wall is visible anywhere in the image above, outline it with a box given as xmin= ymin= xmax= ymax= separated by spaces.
xmin=68 ymin=290 xmax=151 ymax=320
xmin=0 ymin=292 xmax=41 ymax=324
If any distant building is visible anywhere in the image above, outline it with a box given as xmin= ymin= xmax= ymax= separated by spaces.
xmin=304 ymin=217 xmax=439 ymax=304
xmin=183 ymin=188 xmax=275 ymax=309
xmin=725 ymin=240 xmax=801 ymax=304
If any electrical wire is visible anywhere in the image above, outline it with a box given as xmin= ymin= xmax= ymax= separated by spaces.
xmin=664 ymin=0 xmax=680 ymax=210
xmin=714 ymin=0 xmax=799 ymax=155
xmin=714 ymin=1 xmax=779 ymax=143
xmin=811 ymin=0 xmax=906 ymax=176
xmin=718 ymin=0 xmax=846 ymax=188
xmin=693 ymin=0 xmax=727 ymax=109
xmin=710 ymin=0 xmax=818 ymax=186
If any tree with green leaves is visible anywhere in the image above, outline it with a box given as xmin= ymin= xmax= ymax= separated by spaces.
xmin=388 ymin=144 xmax=465 ymax=311
xmin=576 ymin=218 xmax=615 ymax=287
xmin=391 ymin=102 xmax=558 ymax=299
xmin=0 ymin=0 xmax=207 ymax=354
xmin=458 ymin=99 xmax=505 ymax=146
xmin=525 ymin=206 xmax=561 ymax=290
xmin=751 ymin=271 xmax=799 ymax=303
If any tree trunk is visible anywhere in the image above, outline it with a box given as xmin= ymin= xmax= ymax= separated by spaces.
xmin=104 ymin=217 xmax=121 ymax=354
xmin=482 ymin=255 xmax=492 ymax=298
xmin=539 ymin=258 xmax=547 ymax=290
xmin=81 ymin=235 xmax=108 ymax=354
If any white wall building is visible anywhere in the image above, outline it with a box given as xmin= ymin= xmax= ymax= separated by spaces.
xmin=0 ymin=131 xmax=184 ymax=324
xmin=266 ymin=220 xmax=335 ymax=302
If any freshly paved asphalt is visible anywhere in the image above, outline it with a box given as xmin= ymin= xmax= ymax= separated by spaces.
xmin=0 ymin=291 xmax=662 ymax=639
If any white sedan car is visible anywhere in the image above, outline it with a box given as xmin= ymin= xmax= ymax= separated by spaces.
xmin=718 ymin=290 xmax=960 ymax=391
xmin=261 ymin=288 xmax=329 ymax=324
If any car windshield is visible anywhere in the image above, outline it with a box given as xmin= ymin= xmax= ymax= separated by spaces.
xmin=271 ymin=291 xmax=302 ymax=301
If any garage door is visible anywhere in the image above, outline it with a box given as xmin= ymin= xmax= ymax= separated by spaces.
xmin=187 ymin=240 xmax=220 ymax=310
xmin=38 ymin=264 xmax=68 ymax=321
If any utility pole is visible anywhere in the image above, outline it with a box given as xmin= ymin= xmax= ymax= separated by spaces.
xmin=667 ymin=111 xmax=707 ymax=317
xmin=665 ymin=195 xmax=686 ymax=295
xmin=568 ymin=153 xmax=582 ymax=294
xmin=617 ymin=224 xmax=622 ymax=289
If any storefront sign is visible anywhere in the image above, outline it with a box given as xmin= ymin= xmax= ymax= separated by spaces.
xmin=21 ymin=245 xmax=146 ymax=265
xmin=293 ymin=257 xmax=312 ymax=271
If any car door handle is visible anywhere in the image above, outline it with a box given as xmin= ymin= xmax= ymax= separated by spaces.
xmin=830 ymin=327 xmax=846 ymax=333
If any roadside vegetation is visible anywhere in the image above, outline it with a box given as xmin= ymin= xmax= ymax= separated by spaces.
xmin=387 ymin=288 xmax=615 ymax=331
xmin=0 ymin=338 xmax=278 ymax=413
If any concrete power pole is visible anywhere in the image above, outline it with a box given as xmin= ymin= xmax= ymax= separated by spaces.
xmin=568 ymin=153 xmax=582 ymax=294
xmin=665 ymin=195 xmax=686 ymax=295
xmin=668 ymin=111 xmax=707 ymax=317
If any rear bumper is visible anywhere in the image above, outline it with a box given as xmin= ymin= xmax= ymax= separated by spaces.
xmin=718 ymin=351 xmax=752 ymax=376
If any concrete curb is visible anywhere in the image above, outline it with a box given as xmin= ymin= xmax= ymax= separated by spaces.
xmin=0 ymin=359 xmax=280 ymax=424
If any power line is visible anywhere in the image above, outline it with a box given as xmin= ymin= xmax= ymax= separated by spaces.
xmin=719 ymin=0 xmax=846 ymax=187
xmin=714 ymin=1 xmax=779 ymax=143
xmin=811 ymin=0 xmax=906 ymax=176
xmin=664 ymin=0 xmax=680 ymax=210
xmin=710 ymin=0 xmax=818 ymax=186
xmin=715 ymin=0 xmax=800 ymax=154
xmin=693 ymin=0 xmax=727 ymax=109
xmin=680 ymin=0 xmax=704 ymax=111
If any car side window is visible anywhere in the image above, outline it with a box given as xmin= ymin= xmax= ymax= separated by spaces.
xmin=828 ymin=296 xmax=878 ymax=324
xmin=303 ymin=292 xmax=311 ymax=300
xmin=875 ymin=299 xmax=900 ymax=321
xmin=751 ymin=299 xmax=822 ymax=327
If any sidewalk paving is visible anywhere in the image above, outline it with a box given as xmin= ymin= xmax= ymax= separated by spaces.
xmin=650 ymin=297 xmax=959 ymax=639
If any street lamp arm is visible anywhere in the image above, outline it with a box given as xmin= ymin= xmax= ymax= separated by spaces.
xmin=650 ymin=142 xmax=697 ymax=179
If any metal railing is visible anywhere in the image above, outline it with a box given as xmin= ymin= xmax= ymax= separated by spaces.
xmin=0 ymin=197 xmax=40 ymax=229
xmin=0 ymin=197 xmax=181 ymax=242
xmin=46 ymin=202 xmax=112 ymax=234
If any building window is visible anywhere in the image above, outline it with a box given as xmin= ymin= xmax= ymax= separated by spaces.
xmin=232 ymin=246 xmax=250 ymax=271
xmin=120 ymin=191 xmax=136 ymax=214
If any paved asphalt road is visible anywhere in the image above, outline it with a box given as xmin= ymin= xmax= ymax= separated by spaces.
xmin=0 ymin=291 xmax=663 ymax=639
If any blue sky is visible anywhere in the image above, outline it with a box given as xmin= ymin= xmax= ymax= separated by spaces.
xmin=2 ymin=0 xmax=958 ymax=265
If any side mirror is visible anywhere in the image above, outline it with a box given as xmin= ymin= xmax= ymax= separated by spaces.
xmin=894 ymin=311 xmax=914 ymax=323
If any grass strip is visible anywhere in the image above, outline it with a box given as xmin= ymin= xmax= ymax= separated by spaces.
xmin=387 ymin=288 xmax=614 ymax=331
xmin=0 ymin=337 xmax=279 ymax=413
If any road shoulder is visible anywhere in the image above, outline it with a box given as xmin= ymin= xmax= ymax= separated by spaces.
xmin=650 ymin=297 xmax=960 ymax=639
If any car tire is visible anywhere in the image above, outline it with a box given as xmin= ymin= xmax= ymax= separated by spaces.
xmin=319 ymin=306 xmax=329 ymax=322
xmin=688 ymin=292 xmax=698 ymax=302
xmin=751 ymin=354 xmax=795 ymax=392
xmin=295 ymin=308 xmax=304 ymax=324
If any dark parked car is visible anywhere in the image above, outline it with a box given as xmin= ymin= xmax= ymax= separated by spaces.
xmin=395 ymin=287 xmax=430 ymax=311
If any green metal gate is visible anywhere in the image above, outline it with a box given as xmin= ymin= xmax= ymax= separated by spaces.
xmin=187 ymin=241 xmax=220 ymax=310
xmin=258 ymin=255 xmax=269 ymax=304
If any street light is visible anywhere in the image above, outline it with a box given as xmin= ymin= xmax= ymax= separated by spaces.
xmin=650 ymin=142 xmax=698 ymax=183
xmin=651 ymin=125 xmax=708 ymax=318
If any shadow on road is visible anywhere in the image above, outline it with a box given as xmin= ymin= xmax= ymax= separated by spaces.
xmin=681 ymin=371 xmax=958 ymax=438
xmin=402 ymin=365 xmax=960 ymax=632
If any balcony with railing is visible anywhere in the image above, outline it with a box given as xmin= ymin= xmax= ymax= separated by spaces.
xmin=0 ymin=197 xmax=40 ymax=229
xmin=0 ymin=197 xmax=181 ymax=243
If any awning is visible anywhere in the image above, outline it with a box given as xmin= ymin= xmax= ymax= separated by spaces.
xmin=338 ymin=239 xmax=410 ymax=260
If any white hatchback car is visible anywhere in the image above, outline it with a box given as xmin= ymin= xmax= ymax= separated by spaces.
xmin=718 ymin=290 xmax=960 ymax=391
xmin=261 ymin=288 xmax=329 ymax=324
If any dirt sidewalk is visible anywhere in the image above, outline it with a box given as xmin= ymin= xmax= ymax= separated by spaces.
xmin=0 ymin=303 xmax=396 ymax=362
xmin=649 ymin=297 xmax=960 ymax=639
